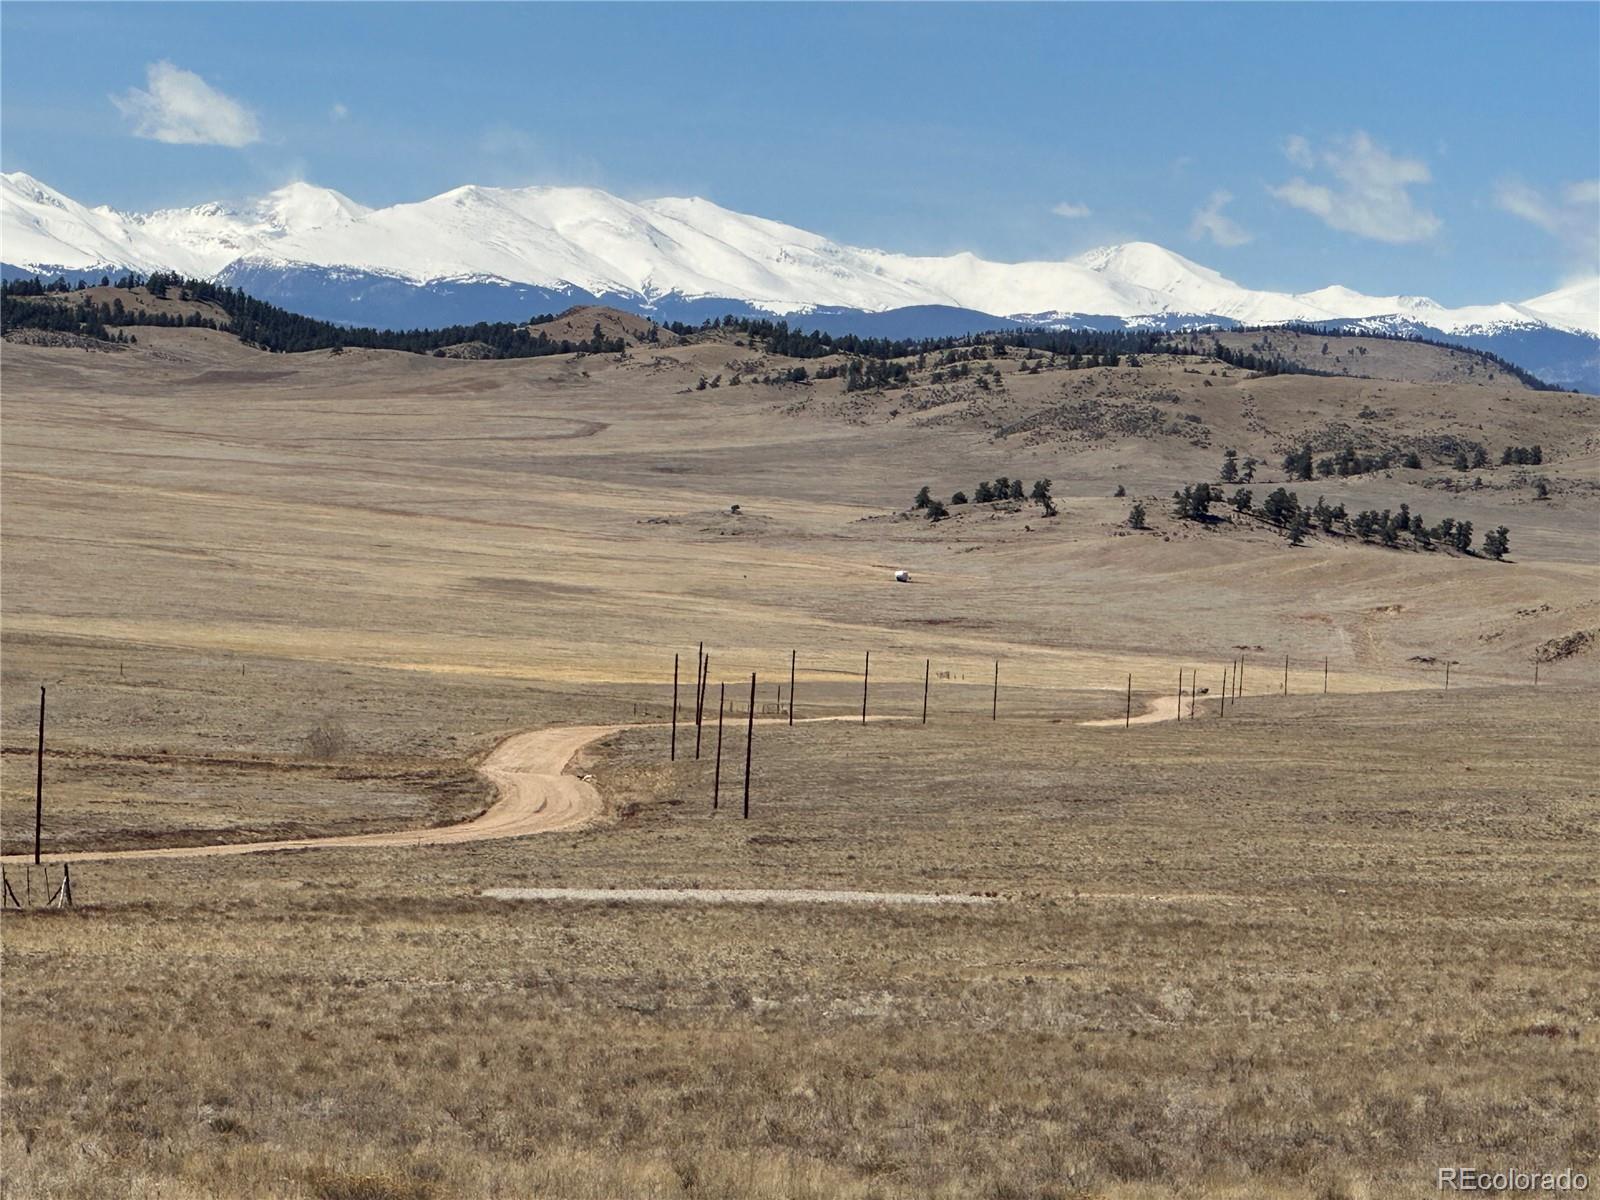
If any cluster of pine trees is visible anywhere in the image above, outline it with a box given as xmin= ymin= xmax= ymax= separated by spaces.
xmin=912 ymin=477 xmax=1055 ymax=521
xmin=1 ymin=274 xmax=626 ymax=358
xmin=1500 ymin=445 xmax=1544 ymax=465
xmin=1168 ymin=479 xmax=1511 ymax=558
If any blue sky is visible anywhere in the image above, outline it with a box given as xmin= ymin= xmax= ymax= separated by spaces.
xmin=3 ymin=2 xmax=1596 ymax=305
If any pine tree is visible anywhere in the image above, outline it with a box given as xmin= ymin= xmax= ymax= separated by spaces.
xmin=1128 ymin=500 xmax=1148 ymax=529
xmin=1482 ymin=526 xmax=1509 ymax=559
xmin=913 ymin=486 xmax=932 ymax=510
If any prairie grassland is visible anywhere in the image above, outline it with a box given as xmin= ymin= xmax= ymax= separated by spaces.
xmin=1 ymin=327 xmax=1597 ymax=1198
xmin=3 ymin=688 xmax=1595 ymax=1199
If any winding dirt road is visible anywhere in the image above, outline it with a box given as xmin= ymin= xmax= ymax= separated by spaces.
xmin=1 ymin=722 xmax=622 ymax=866
xmin=3 ymin=696 xmax=1181 ymax=866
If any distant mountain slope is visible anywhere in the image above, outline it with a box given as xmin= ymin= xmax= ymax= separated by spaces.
xmin=3 ymin=171 xmax=1595 ymax=389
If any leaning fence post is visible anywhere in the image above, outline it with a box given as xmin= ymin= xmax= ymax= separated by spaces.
xmin=991 ymin=660 xmax=999 ymax=721
xmin=695 ymin=653 xmax=709 ymax=760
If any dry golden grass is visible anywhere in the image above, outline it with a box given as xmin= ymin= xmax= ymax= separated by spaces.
xmin=2 ymin=326 xmax=1597 ymax=1197
xmin=4 ymin=689 xmax=1597 ymax=1198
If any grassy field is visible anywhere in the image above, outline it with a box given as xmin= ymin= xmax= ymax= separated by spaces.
xmin=2 ymin=322 xmax=1597 ymax=1197
xmin=4 ymin=689 xmax=1595 ymax=1198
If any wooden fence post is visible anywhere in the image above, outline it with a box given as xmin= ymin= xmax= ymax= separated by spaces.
xmin=991 ymin=660 xmax=999 ymax=721
xmin=861 ymin=651 xmax=870 ymax=724
xmin=922 ymin=659 xmax=930 ymax=725
xmin=1125 ymin=673 xmax=1132 ymax=728
xmin=695 ymin=653 xmax=709 ymax=759
xmin=743 ymin=673 xmax=756 ymax=819
xmin=1283 ymin=654 xmax=1289 ymax=697
xmin=713 ymin=682 xmax=725 ymax=811
xmin=1176 ymin=670 xmax=1183 ymax=722
xmin=789 ymin=650 xmax=796 ymax=725
xmin=34 ymin=685 xmax=46 ymax=865
xmin=670 ymin=655 xmax=679 ymax=761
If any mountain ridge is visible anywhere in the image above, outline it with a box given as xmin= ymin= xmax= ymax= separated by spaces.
xmin=3 ymin=170 xmax=1595 ymax=389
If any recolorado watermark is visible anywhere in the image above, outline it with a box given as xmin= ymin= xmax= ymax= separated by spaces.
xmin=1438 ymin=1167 xmax=1589 ymax=1192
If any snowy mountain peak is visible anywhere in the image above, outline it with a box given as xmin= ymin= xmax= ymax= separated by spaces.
xmin=253 ymin=182 xmax=370 ymax=232
xmin=2 ymin=174 xmax=1596 ymax=362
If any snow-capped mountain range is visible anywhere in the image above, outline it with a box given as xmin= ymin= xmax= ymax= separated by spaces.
xmin=4 ymin=171 xmax=1596 ymax=388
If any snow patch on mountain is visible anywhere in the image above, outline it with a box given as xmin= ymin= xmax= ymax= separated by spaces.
xmin=3 ymin=171 xmax=1596 ymax=345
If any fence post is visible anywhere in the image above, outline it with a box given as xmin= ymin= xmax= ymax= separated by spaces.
xmin=992 ymin=660 xmax=999 ymax=721
xmin=1283 ymin=654 xmax=1289 ymax=697
xmin=670 ymin=655 xmax=679 ymax=761
xmin=1176 ymin=670 xmax=1183 ymax=722
xmin=713 ymin=682 xmax=725 ymax=811
xmin=743 ymin=673 xmax=756 ymax=819
xmin=861 ymin=651 xmax=870 ymax=724
xmin=1125 ymin=673 xmax=1132 ymax=728
xmin=922 ymin=659 xmax=930 ymax=724
xmin=695 ymin=653 xmax=709 ymax=759
xmin=34 ymin=685 xmax=46 ymax=865
xmin=789 ymin=650 xmax=796 ymax=725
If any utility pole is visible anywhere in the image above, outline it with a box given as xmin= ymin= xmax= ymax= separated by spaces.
xmin=743 ymin=673 xmax=756 ymax=819
xmin=712 ymin=682 xmax=725 ymax=811
xmin=34 ymin=686 xmax=46 ymax=865
xmin=695 ymin=653 xmax=709 ymax=759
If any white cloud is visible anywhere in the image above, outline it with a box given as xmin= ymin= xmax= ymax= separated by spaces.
xmin=1284 ymin=134 xmax=1314 ymax=170
xmin=1189 ymin=190 xmax=1252 ymax=247
xmin=1495 ymin=178 xmax=1599 ymax=270
xmin=1269 ymin=131 xmax=1440 ymax=244
xmin=112 ymin=61 xmax=260 ymax=148
xmin=1052 ymin=200 xmax=1091 ymax=219
xmin=330 ymin=102 xmax=349 ymax=121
